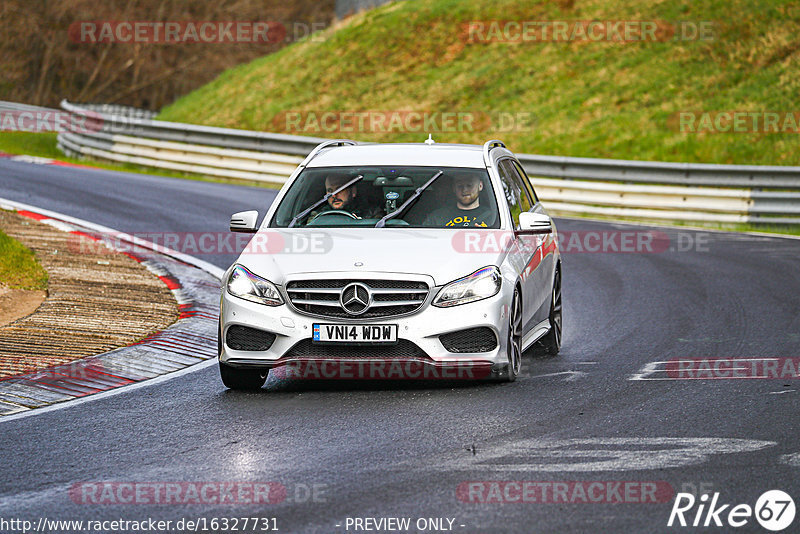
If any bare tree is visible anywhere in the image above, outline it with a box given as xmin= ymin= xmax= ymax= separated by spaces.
xmin=0 ymin=0 xmax=335 ymax=109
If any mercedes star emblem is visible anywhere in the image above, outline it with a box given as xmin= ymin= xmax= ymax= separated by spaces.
xmin=340 ymin=282 xmax=371 ymax=315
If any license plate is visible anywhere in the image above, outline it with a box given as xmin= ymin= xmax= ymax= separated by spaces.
xmin=313 ymin=324 xmax=397 ymax=343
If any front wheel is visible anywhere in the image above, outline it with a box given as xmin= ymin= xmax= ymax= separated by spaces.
xmin=219 ymin=362 xmax=268 ymax=390
xmin=537 ymin=269 xmax=562 ymax=355
xmin=502 ymin=286 xmax=523 ymax=382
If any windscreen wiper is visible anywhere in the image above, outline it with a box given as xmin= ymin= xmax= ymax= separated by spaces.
xmin=374 ymin=170 xmax=443 ymax=228
xmin=288 ymin=175 xmax=364 ymax=228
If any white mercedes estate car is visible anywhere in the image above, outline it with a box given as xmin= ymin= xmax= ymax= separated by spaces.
xmin=218 ymin=139 xmax=562 ymax=389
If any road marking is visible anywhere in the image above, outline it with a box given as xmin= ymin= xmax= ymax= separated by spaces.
xmin=779 ymin=453 xmax=800 ymax=467
xmin=0 ymin=198 xmax=222 ymax=423
xmin=629 ymin=358 xmax=794 ymax=380
xmin=526 ymin=370 xmax=587 ymax=382
xmin=421 ymin=438 xmax=775 ymax=472
xmin=0 ymin=360 xmax=219 ymax=425
xmin=629 ymin=361 xmax=665 ymax=381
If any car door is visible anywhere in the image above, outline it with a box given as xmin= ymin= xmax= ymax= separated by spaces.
xmin=496 ymin=159 xmax=540 ymax=332
xmin=499 ymin=158 xmax=553 ymax=327
xmin=513 ymin=159 xmax=558 ymax=324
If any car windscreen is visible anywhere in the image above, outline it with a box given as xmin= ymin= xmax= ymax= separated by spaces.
xmin=270 ymin=166 xmax=500 ymax=229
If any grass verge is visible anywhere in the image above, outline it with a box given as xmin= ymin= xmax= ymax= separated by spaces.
xmin=0 ymin=225 xmax=48 ymax=290
xmin=159 ymin=0 xmax=800 ymax=166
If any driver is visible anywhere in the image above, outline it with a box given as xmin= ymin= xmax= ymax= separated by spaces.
xmin=423 ymin=175 xmax=493 ymax=227
xmin=324 ymin=174 xmax=359 ymax=212
xmin=310 ymin=174 xmax=363 ymax=219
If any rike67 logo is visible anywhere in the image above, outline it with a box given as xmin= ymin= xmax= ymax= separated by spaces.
xmin=668 ymin=490 xmax=795 ymax=531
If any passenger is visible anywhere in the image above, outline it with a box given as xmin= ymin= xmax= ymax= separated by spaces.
xmin=423 ymin=175 xmax=493 ymax=227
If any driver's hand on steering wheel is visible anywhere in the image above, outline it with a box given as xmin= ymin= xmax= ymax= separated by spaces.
xmin=308 ymin=209 xmax=361 ymax=223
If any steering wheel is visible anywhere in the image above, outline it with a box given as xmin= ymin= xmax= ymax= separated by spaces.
xmin=309 ymin=210 xmax=359 ymax=222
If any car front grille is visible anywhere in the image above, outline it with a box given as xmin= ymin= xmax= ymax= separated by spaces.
xmin=282 ymin=339 xmax=430 ymax=360
xmin=225 ymin=325 xmax=276 ymax=351
xmin=439 ymin=327 xmax=498 ymax=353
xmin=285 ymin=279 xmax=429 ymax=318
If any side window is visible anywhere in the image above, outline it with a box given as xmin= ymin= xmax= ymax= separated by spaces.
xmin=512 ymin=160 xmax=539 ymax=203
xmin=498 ymin=160 xmax=534 ymax=228
xmin=496 ymin=160 xmax=523 ymax=228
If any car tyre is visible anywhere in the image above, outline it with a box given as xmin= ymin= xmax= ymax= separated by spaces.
xmin=503 ymin=286 xmax=523 ymax=382
xmin=218 ymin=322 xmax=268 ymax=390
xmin=537 ymin=268 xmax=562 ymax=355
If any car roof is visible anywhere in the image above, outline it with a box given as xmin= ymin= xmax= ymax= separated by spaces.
xmin=305 ymin=143 xmax=489 ymax=169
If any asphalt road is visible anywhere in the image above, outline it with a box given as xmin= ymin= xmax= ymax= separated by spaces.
xmin=1 ymin=159 xmax=800 ymax=533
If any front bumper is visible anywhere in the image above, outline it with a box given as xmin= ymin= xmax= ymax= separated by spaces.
xmin=219 ymin=283 xmax=512 ymax=377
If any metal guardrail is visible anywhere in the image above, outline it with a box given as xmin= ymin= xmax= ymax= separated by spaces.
xmin=517 ymin=154 xmax=800 ymax=189
xmin=0 ymin=101 xmax=56 ymax=113
xmin=60 ymin=100 xmax=325 ymax=156
xmin=21 ymin=100 xmax=792 ymax=225
xmin=73 ymin=102 xmax=157 ymax=120
xmin=517 ymin=157 xmax=800 ymax=225
xmin=336 ymin=0 xmax=401 ymax=18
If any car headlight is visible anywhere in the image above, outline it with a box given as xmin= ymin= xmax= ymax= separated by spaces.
xmin=226 ymin=265 xmax=283 ymax=306
xmin=433 ymin=266 xmax=502 ymax=308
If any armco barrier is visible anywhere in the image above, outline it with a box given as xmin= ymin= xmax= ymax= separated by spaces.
xmin=19 ymin=100 xmax=797 ymax=225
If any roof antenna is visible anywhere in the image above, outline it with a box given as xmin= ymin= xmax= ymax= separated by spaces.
xmin=424 ymin=134 xmax=435 ymax=145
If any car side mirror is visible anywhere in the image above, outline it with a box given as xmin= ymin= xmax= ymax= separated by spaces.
xmin=517 ymin=212 xmax=552 ymax=234
xmin=230 ymin=211 xmax=259 ymax=233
